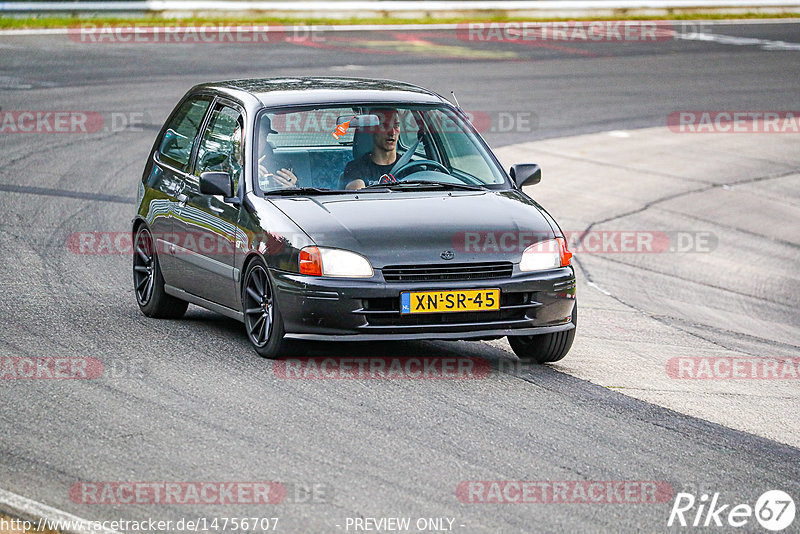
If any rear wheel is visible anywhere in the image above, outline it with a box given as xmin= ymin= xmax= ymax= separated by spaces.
xmin=508 ymin=304 xmax=577 ymax=364
xmin=242 ymin=259 xmax=286 ymax=358
xmin=133 ymin=226 xmax=188 ymax=319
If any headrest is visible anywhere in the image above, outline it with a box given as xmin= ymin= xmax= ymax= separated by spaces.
xmin=352 ymin=128 xmax=373 ymax=161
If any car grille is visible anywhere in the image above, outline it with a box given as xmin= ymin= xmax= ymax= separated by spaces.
xmin=381 ymin=261 xmax=513 ymax=283
xmin=362 ymin=292 xmax=534 ymax=327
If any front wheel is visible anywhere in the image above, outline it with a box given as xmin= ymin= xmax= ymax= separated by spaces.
xmin=242 ymin=259 xmax=286 ymax=358
xmin=508 ymin=304 xmax=577 ymax=364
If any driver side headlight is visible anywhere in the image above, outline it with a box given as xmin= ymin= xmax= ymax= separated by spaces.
xmin=299 ymin=246 xmax=374 ymax=278
xmin=519 ymin=238 xmax=572 ymax=272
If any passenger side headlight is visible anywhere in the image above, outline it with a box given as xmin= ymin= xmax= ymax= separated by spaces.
xmin=299 ymin=246 xmax=374 ymax=278
xmin=520 ymin=238 xmax=572 ymax=272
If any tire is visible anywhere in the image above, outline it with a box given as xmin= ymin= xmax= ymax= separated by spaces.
xmin=242 ymin=258 xmax=286 ymax=358
xmin=133 ymin=226 xmax=188 ymax=319
xmin=508 ymin=303 xmax=577 ymax=364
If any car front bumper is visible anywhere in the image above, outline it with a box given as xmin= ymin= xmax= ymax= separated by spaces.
xmin=271 ymin=266 xmax=577 ymax=341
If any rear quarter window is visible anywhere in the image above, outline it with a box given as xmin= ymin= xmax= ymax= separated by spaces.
xmin=157 ymin=97 xmax=212 ymax=171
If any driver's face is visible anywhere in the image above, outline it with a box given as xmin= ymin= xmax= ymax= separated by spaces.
xmin=373 ymin=111 xmax=400 ymax=153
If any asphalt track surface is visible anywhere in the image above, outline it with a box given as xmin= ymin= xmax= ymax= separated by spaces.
xmin=1 ymin=21 xmax=799 ymax=533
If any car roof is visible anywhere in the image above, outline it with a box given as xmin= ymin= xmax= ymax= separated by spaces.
xmin=195 ymin=77 xmax=449 ymax=108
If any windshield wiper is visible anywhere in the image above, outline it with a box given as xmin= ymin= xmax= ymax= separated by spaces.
xmin=264 ymin=187 xmax=341 ymax=196
xmin=362 ymin=180 xmax=485 ymax=191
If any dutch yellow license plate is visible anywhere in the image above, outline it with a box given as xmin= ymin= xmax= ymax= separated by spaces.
xmin=401 ymin=289 xmax=500 ymax=314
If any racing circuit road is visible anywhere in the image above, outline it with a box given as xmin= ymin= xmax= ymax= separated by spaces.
xmin=1 ymin=20 xmax=799 ymax=532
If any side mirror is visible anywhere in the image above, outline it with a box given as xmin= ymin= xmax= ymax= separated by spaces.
xmin=510 ymin=164 xmax=541 ymax=188
xmin=200 ymin=171 xmax=234 ymax=198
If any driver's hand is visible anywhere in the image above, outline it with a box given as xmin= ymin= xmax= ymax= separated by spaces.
xmin=273 ymin=168 xmax=297 ymax=188
xmin=345 ymin=179 xmax=365 ymax=190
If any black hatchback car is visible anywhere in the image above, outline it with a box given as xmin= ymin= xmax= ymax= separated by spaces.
xmin=133 ymin=77 xmax=576 ymax=362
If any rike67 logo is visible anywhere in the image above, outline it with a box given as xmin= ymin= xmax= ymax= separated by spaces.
xmin=668 ymin=490 xmax=795 ymax=531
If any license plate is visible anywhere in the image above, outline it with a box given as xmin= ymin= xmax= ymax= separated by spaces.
xmin=401 ymin=289 xmax=500 ymax=314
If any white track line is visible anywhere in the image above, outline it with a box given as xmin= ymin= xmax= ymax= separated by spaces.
xmin=0 ymin=487 xmax=122 ymax=534
xmin=586 ymin=281 xmax=613 ymax=296
xmin=677 ymin=30 xmax=800 ymax=48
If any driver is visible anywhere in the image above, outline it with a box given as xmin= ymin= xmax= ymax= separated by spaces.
xmin=258 ymin=115 xmax=299 ymax=189
xmin=343 ymin=109 xmax=401 ymax=190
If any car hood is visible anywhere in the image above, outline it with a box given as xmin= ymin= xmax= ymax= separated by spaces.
xmin=268 ymin=190 xmax=557 ymax=268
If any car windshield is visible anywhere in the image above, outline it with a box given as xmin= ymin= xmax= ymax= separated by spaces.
xmin=254 ymin=104 xmax=508 ymax=194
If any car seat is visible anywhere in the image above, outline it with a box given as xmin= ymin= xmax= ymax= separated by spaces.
xmin=337 ymin=127 xmax=373 ymax=190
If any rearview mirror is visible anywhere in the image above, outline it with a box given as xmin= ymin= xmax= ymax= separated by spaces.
xmin=339 ymin=114 xmax=380 ymax=128
xmin=200 ymin=171 xmax=234 ymax=198
xmin=510 ymin=164 xmax=541 ymax=188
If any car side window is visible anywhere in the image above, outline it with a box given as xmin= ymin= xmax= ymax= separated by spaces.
xmin=195 ymin=105 xmax=244 ymax=193
xmin=428 ymin=109 xmax=505 ymax=184
xmin=157 ymin=97 xmax=212 ymax=172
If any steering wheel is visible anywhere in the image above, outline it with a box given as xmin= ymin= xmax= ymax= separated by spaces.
xmin=394 ymin=159 xmax=450 ymax=178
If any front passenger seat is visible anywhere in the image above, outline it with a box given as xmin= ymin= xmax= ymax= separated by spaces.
xmin=337 ymin=128 xmax=373 ymax=190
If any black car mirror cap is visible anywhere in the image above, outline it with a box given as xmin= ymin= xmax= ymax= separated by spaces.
xmin=200 ymin=171 xmax=235 ymax=198
xmin=510 ymin=164 xmax=542 ymax=188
